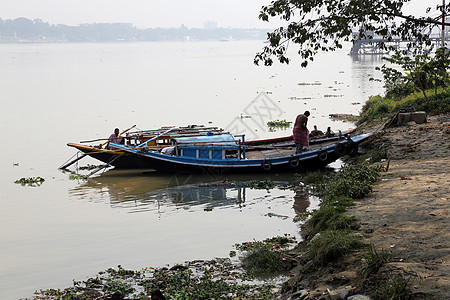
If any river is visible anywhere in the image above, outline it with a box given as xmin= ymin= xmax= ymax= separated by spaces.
xmin=0 ymin=40 xmax=384 ymax=299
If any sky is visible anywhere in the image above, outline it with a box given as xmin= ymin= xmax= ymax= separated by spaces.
xmin=0 ymin=0 xmax=445 ymax=29
xmin=0 ymin=0 xmax=273 ymax=29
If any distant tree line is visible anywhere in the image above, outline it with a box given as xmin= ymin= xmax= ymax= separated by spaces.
xmin=0 ymin=17 xmax=268 ymax=42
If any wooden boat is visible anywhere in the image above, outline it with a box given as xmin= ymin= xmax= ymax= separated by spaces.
xmin=63 ymin=125 xmax=226 ymax=169
xmin=109 ymin=132 xmax=372 ymax=174
xmin=64 ymin=125 xmax=354 ymax=170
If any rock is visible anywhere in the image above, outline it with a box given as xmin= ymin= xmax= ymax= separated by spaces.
xmin=347 ymin=295 xmax=371 ymax=300
xmin=338 ymin=286 xmax=353 ymax=299
xmin=410 ymin=111 xmax=427 ymax=124
xmin=289 ymin=289 xmax=309 ymax=299
xmin=397 ymin=111 xmax=427 ymax=126
xmin=170 ymin=264 xmax=187 ymax=271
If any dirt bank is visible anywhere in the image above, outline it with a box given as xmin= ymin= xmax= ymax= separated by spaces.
xmin=347 ymin=114 xmax=450 ymax=299
xmin=283 ymin=114 xmax=449 ymax=299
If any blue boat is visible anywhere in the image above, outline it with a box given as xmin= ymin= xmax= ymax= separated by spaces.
xmin=109 ymin=132 xmax=372 ymax=174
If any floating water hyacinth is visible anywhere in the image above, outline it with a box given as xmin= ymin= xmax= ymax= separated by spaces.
xmin=14 ymin=177 xmax=45 ymax=186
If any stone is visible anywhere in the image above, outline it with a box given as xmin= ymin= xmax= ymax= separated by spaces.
xmin=289 ymin=289 xmax=309 ymax=299
xmin=410 ymin=111 xmax=427 ymax=124
xmin=397 ymin=111 xmax=427 ymax=126
xmin=347 ymin=295 xmax=371 ymax=300
xmin=337 ymin=286 xmax=353 ymax=299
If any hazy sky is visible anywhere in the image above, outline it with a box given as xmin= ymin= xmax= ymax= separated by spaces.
xmin=0 ymin=0 xmax=444 ymax=29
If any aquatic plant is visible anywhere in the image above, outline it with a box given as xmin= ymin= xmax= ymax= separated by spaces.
xmin=33 ymin=260 xmax=280 ymax=300
xmin=69 ymin=174 xmax=89 ymax=181
xmin=14 ymin=177 xmax=45 ymax=186
xmin=240 ymin=243 xmax=288 ymax=275
xmin=247 ymin=178 xmax=275 ymax=190
xmin=267 ymin=119 xmax=292 ymax=128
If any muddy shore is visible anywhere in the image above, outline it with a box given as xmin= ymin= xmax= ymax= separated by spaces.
xmin=284 ymin=114 xmax=449 ymax=299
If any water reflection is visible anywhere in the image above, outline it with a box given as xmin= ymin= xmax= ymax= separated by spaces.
xmin=68 ymin=170 xmax=321 ymax=216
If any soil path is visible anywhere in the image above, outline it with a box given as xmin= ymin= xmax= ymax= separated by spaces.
xmin=348 ymin=114 xmax=450 ymax=299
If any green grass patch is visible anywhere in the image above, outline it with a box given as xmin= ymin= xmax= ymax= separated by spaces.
xmin=358 ymin=86 xmax=450 ymax=125
xmin=303 ymin=230 xmax=363 ymax=267
xmin=240 ymin=243 xmax=288 ymax=275
xmin=304 ymin=196 xmax=357 ymax=239
xmin=319 ymin=163 xmax=380 ymax=199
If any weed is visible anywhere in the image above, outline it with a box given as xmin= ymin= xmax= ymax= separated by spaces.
xmin=370 ymin=273 xmax=416 ymax=300
xmin=304 ymin=198 xmax=357 ymax=239
xmin=320 ymin=163 xmax=380 ymax=199
xmin=303 ymin=230 xmax=363 ymax=266
xmin=358 ymin=244 xmax=392 ymax=281
xmin=358 ymin=86 xmax=450 ymax=125
xmin=295 ymin=170 xmax=329 ymax=185
xmin=267 ymin=119 xmax=292 ymax=128
xmin=69 ymin=174 xmax=89 ymax=181
xmin=240 ymin=243 xmax=287 ymax=275
xmin=103 ymin=280 xmax=134 ymax=296
xmin=14 ymin=177 xmax=45 ymax=186
xmin=358 ymin=148 xmax=389 ymax=164
xmin=247 ymin=178 xmax=275 ymax=189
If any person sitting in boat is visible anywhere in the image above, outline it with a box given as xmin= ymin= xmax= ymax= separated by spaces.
xmin=107 ymin=128 xmax=124 ymax=149
xmin=326 ymin=126 xmax=336 ymax=137
xmin=161 ymin=146 xmax=176 ymax=155
xmin=309 ymin=125 xmax=324 ymax=137
xmin=293 ymin=111 xmax=310 ymax=153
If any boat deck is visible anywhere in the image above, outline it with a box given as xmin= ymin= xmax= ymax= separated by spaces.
xmin=244 ymin=140 xmax=336 ymax=160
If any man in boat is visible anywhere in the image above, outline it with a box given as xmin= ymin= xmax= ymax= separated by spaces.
xmin=293 ymin=111 xmax=310 ymax=153
xmin=107 ymin=128 xmax=124 ymax=149
xmin=325 ymin=126 xmax=336 ymax=137
xmin=310 ymin=125 xmax=324 ymax=137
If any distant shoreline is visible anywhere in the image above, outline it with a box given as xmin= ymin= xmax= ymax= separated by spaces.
xmin=0 ymin=17 xmax=270 ymax=44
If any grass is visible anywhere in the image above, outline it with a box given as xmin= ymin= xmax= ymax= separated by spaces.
xmin=316 ymin=163 xmax=380 ymax=200
xmin=370 ymin=273 xmax=416 ymax=300
xmin=303 ymin=198 xmax=357 ymax=239
xmin=358 ymin=86 xmax=450 ymax=125
xmin=303 ymin=230 xmax=363 ymax=267
xmin=358 ymin=244 xmax=392 ymax=281
xmin=240 ymin=243 xmax=288 ymax=275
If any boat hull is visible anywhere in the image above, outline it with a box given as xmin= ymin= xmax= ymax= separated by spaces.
xmin=115 ymin=133 xmax=372 ymax=174
xmin=67 ymin=143 xmax=150 ymax=169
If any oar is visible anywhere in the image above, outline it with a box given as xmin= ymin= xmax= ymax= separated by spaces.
xmin=59 ymin=152 xmax=88 ymax=170
xmin=79 ymin=125 xmax=137 ymax=145
xmin=100 ymin=125 xmax=136 ymax=147
xmin=137 ymin=127 xmax=177 ymax=148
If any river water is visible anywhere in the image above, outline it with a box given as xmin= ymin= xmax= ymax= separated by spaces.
xmin=0 ymin=41 xmax=384 ymax=299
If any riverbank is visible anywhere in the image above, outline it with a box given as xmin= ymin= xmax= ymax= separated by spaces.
xmin=283 ymin=113 xmax=449 ymax=299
